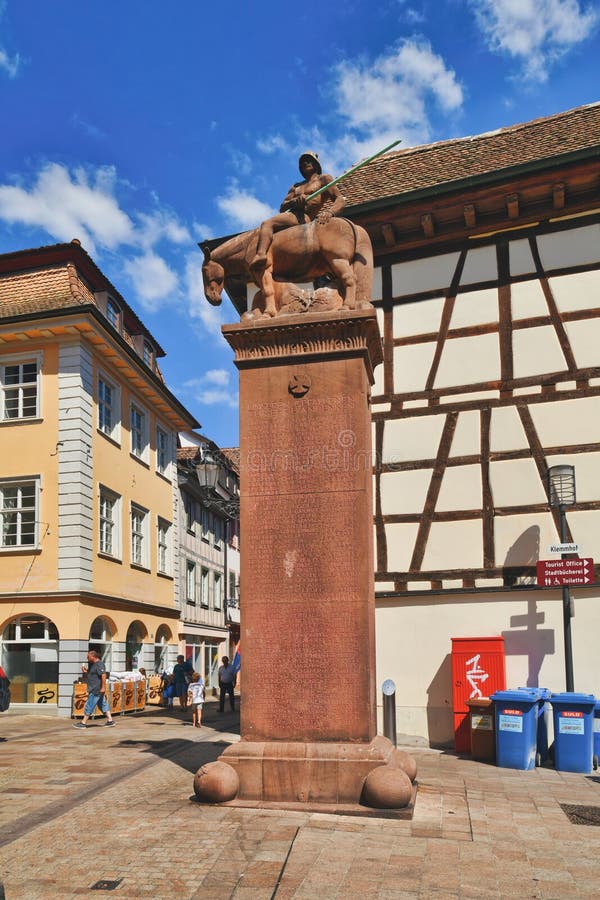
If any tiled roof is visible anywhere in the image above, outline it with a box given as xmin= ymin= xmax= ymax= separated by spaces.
xmin=177 ymin=446 xmax=200 ymax=461
xmin=342 ymin=102 xmax=600 ymax=208
xmin=0 ymin=264 xmax=92 ymax=317
xmin=220 ymin=447 xmax=240 ymax=473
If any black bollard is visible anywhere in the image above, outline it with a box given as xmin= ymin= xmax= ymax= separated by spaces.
xmin=382 ymin=678 xmax=397 ymax=747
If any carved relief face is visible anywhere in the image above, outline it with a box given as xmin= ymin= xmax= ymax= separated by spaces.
xmin=202 ymin=260 xmax=225 ymax=306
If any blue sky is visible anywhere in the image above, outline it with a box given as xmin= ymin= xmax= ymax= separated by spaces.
xmin=0 ymin=0 xmax=599 ymax=446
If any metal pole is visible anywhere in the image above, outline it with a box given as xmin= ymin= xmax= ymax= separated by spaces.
xmin=382 ymin=679 xmax=397 ymax=746
xmin=560 ymin=506 xmax=575 ymax=692
xmin=305 ymin=139 xmax=402 ymax=202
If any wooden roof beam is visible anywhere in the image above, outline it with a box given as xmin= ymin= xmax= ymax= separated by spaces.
xmin=506 ymin=193 xmax=520 ymax=219
xmin=463 ymin=204 xmax=476 ymax=228
xmin=421 ymin=213 xmax=435 ymax=237
xmin=381 ymin=223 xmax=396 ymax=247
xmin=553 ymin=182 xmax=566 ymax=209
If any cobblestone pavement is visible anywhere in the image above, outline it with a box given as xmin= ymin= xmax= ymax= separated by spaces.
xmin=1 ymin=703 xmax=600 ymax=898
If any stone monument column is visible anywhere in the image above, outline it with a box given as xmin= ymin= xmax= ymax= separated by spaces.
xmin=194 ymin=308 xmax=415 ymax=812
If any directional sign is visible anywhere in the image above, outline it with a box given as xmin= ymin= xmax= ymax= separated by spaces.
xmin=548 ymin=543 xmax=580 ymax=555
xmin=537 ymin=558 xmax=594 ymax=587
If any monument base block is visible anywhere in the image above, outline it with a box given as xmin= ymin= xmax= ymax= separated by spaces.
xmin=212 ymin=736 xmax=416 ymax=817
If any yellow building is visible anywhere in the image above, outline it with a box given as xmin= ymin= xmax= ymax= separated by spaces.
xmin=0 ymin=240 xmax=198 ymax=714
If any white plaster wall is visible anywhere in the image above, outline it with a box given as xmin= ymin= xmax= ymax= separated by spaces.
xmin=511 ymin=279 xmax=548 ymax=319
xmin=459 ymin=245 xmax=497 ymax=285
xmin=564 ymin=319 xmax=600 ymax=369
xmin=490 ymin=406 xmax=528 ymax=452
xmin=530 ymin=397 xmax=600 ymax=446
xmin=436 ymin=465 xmax=482 ymax=511
xmin=393 ymin=296 xmax=445 ymax=337
xmin=372 ymin=267 xmax=383 ymax=302
xmin=538 ymin=224 xmax=600 ymax=271
xmin=372 ymin=350 xmax=385 ymax=396
xmin=380 ymin=469 xmax=432 ymax=515
xmin=490 ymin=458 xmax=548 ymax=507
xmin=494 ymin=512 xmax=556 ymax=567
xmin=375 ymin=588 xmax=600 ymax=743
xmin=512 ymin=325 xmax=567 ymax=378
xmin=384 ymin=523 xmax=420 ymax=571
xmin=565 ymin=509 xmax=600 ymax=557
xmin=549 ymin=268 xmax=600 ymax=313
xmin=421 ymin=520 xmax=483 ymax=571
xmin=391 ymin=252 xmax=460 ymax=297
xmin=509 ymin=239 xmax=536 ymax=277
xmin=383 ymin=415 xmax=445 ymax=463
xmin=451 ymin=288 xmax=498 ymax=328
xmin=393 ymin=342 xmax=436 ymax=393
xmin=448 ymin=411 xmax=480 ymax=457
xmin=434 ymin=332 xmax=500 ymax=388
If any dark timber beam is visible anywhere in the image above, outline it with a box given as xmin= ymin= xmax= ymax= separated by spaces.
xmin=506 ymin=193 xmax=520 ymax=219
xmin=381 ymin=223 xmax=396 ymax=247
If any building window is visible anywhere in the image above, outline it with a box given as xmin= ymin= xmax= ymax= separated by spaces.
xmin=184 ymin=494 xmax=196 ymax=534
xmin=130 ymin=403 xmax=148 ymax=461
xmin=200 ymin=506 xmax=209 ymax=541
xmin=106 ymin=297 xmax=120 ymax=330
xmin=214 ymin=572 xmax=222 ymax=610
xmin=157 ymin=518 xmax=170 ymax=574
xmin=186 ymin=560 xmax=196 ymax=602
xmin=156 ymin=426 xmax=169 ymax=476
xmin=143 ymin=341 xmax=154 ymax=368
xmin=98 ymin=375 xmax=120 ymax=442
xmin=214 ymin=516 xmax=222 ymax=550
xmin=130 ymin=504 xmax=148 ymax=567
xmin=1 ymin=357 xmax=40 ymax=420
xmin=229 ymin=571 xmax=237 ymax=601
xmin=1 ymin=615 xmax=59 ymax=704
xmin=201 ymin=568 xmax=209 ymax=607
xmin=99 ymin=487 xmax=120 ymax=557
xmin=154 ymin=626 xmax=171 ymax=674
xmin=89 ymin=616 xmax=113 ymax=670
xmin=0 ymin=480 xmax=38 ymax=549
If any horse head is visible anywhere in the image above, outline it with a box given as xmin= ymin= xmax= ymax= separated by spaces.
xmin=201 ymin=244 xmax=225 ymax=307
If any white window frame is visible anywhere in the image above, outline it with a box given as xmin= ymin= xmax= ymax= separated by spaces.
xmin=157 ymin=517 xmax=171 ymax=575
xmin=213 ymin=572 xmax=222 ymax=610
xmin=106 ymin=296 xmax=121 ymax=330
xmin=156 ymin=425 xmax=170 ymax=477
xmin=0 ymin=353 xmax=42 ymax=422
xmin=0 ymin=478 xmax=40 ymax=550
xmin=143 ymin=341 xmax=154 ymax=368
xmin=99 ymin=486 xmax=121 ymax=558
xmin=185 ymin=560 xmax=196 ymax=602
xmin=200 ymin=505 xmax=209 ymax=541
xmin=130 ymin=503 xmax=149 ymax=568
xmin=214 ymin=515 xmax=222 ymax=550
xmin=130 ymin=402 xmax=149 ymax=462
xmin=200 ymin=567 xmax=209 ymax=607
xmin=97 ymin=372 xmax=121 ymax=443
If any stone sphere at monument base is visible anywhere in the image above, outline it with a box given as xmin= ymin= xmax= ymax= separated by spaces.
xmin=361 ymin=765 xmax=413 ymax=809
xmin=389 ymin=748 xmax=418 ymax=782
xmin=193 ymin=761 xmax=239 ymax=803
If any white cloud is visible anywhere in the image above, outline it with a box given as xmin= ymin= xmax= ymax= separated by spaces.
xmin=256 ymin=134 xmax=294 ymax=155
xmin=0 ymin=163 xmax=134 ymax=254
xmin=469 ymin=0 xmax=598 ymax=82
xmin=193 ymin=221 xmax=215 ymax=241
xmin=122 ymin=252 xmax=178 ymax=312
xmin=183 ymin=369 xmax=238 ymax=408
xmin=136 ymin=209 xmax=191 ymax=249
xmin=216 ymin=184 xmax=276 ymax=230
xmin=0 ymin=46 xmax=19 ymax=78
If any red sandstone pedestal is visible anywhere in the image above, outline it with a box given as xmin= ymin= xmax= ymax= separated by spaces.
xmin=201 ymin=308 xmax=415 ymax=814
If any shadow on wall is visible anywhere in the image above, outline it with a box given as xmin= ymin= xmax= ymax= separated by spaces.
xmin=426 ymin=653 xmax=454 ymax=748
xmin=502 ymin=525 xmax=555 ymax=686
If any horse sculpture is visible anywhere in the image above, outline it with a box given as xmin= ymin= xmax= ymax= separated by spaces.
xmin=202 ymin=217 xmax=373 ymax=319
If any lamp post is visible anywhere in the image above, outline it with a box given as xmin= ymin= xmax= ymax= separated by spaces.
xmin=547 ymin=464 xmax=576 ymax=693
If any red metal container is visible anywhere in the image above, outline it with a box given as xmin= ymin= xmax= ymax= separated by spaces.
xmin=451 ymin=637 xmax=506 ymax=752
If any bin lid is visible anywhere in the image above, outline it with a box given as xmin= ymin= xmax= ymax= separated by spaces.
xmin=491 ymin=689 xmax=539 ymax=705
xmin=551 ymin=692 xmax=596 ymax=707
xmin=517 ymin=687 xmax=551 ymax=700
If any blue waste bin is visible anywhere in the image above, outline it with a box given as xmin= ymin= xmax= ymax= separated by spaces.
xmin=492 ymin=690 xmax=539 ymax=770
xmin=517 ymin=687 xmax=552 ymax=765
xmin=594 ymin=701 xmax=600 ymax=771
xmin=551 ymin=693 xmax=596 ymax=773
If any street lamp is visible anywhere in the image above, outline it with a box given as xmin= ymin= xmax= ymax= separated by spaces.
xmin=547 ymin=464 xmax=576 ymax=692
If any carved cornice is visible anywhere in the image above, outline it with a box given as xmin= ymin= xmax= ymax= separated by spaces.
xmin=222 ymin=308 xmax=383 ymax=380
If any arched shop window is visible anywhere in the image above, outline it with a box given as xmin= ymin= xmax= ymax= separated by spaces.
xmin=0 ymin=615 xmax=59 ymax=705
xmin=154 ymin=626 xmax=171 ymax=674
xmin=125 ymin=620 xmax=147 ymax=671
xmin=89 ymin=617 xmax=113 ymax=670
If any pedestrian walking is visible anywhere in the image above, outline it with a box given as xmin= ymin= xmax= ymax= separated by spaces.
xmin=218 ymin=655 xmax=236 ymax=712
xmin=172 ymin=654 xmax=189 ymax=710
xmin=187 ymin=673 xmax=205 ymax=727
xmin=73 ymin=649 xmax=115 ymax=729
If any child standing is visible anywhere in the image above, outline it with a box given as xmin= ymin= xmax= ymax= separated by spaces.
xmin=187 ymin=673 xmax=205 ymax=728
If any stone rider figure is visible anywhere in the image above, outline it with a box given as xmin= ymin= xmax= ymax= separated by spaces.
xmin=250 ymin=151 xmax=346 ymax=271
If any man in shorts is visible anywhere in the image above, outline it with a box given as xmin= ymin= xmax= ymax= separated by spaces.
xmin=73 ymin=649 xmax=115 ymax=728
